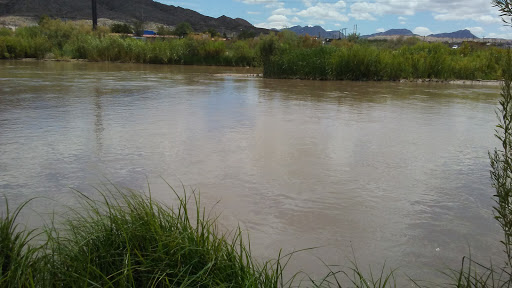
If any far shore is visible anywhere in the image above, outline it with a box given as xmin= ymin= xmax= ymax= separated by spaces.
xmin=6 ymin=58 xmax=503 ymax=86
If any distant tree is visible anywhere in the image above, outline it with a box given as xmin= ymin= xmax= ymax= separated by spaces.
xmin=493 ymin=0 xmax=512 ymax=25
xmin=156 ymin=25 xmax=173 ymax=36
xmin=206 ymin=28 xmax=219 ymax=38
xmin=238 ymin=30 xmax=256 ymax=40
xmin=347 ymin=33 xmax=360 ymax=42
xmin=111 ymin=23 xmax=133 ymax=34
xmin=173 ymin=22 xmax=193 ymax=37
xmin=38 ymin=15 xmax=50 ymax=26
xmin=133 ymin=21 xmax=144 ymax=37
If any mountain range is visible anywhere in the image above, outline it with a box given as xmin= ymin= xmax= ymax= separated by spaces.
xmin=360 ymin=28 xmax=479 ymax=39
xmin=0 ymin=0 xmax=266 ymax=34
xmin=362 ymin=28 xmax=415 ymax=38
xmin=0 ymin=1 xmax=485 ymax=39
xmin=285 ymin=25 xmax=342 ymax=39
xmin=286 ymin=26 xmax=479 ymax=40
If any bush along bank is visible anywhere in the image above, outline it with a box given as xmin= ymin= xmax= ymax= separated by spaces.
xmin=0 ymin=19 xmax=260 ymax=67
xmin=260 ymin=33 xmax=507 ymax=81
xmin=0 ymin=18 xmax=510 ymax=81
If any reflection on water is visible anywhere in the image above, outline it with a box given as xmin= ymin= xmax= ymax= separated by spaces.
xmin=94 ymin=84 xmax=104 ymax=156
xmin=0 ymin=60 xmax=503 ymax=283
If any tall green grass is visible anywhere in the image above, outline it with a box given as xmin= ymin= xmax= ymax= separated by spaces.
xmin=0 ymin=185 xmax=405 ymax=287
xmin=262 ymin=38 xmax=507 ymax=81
xmin=0 ymin=198 xmax=42 ymax=287
xmin=1 ymin=19 xmax=508 ymax=80
xmin=41 ymin=186 xmax=296 ymax=287
xmin=0 ymin=19 xmax=259 ymax=67
xmin=6 ymin=183 xmax=512 ymax=287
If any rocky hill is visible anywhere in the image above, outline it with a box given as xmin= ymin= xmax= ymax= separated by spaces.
xmin=0 ymin=0 xmax=267 ymax=34
xmin=362 ymin=28 xmax=415 ymax=38
xmin=428 ymin=29 xmax=478 ymax=39
xmin=285 ymin=25 xmax=341 ymax=38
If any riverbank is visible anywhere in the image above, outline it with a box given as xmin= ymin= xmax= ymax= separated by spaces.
xmin=0 ymin=186 xmax=503 ymax=287
xmin=1 ymin=18 xmax=509 ymax=82
xmin=7 ymin=58 xmax=504 ymax=86
xmin=1 ymin=187 xmax=402 ymax=287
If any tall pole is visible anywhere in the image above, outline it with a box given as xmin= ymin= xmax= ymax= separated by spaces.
xmin=92 ymin=0 xmax=97 ymax=30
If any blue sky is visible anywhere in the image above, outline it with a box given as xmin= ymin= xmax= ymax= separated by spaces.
xmin=158 ymin=0 xmax=512 ymax=39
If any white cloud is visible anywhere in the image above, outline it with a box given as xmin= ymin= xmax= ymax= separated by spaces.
xmin=239 ymin=0 xmax=275 ymax=4
xmin=476 ymin=15 xmax=503 ymax=24
xmin=343 ymin=0 xmax=503 ymax=25
xmin=296 ymin=1 xmax=349 ymax=21
xmin=434 ymin=13 xmax=502 ymax=24
xmin=465 ymin=26 xmax=485 ymax=37
xmin=349 ymin=12 xmax=376 ymax=20
xmin=302 ymin=0 xmax=313 ymax=7
xmin=236 ymin=0 xmax=284 ymax=8
xmin=250 ymin=0 xmax=506 ymax=33
xmin=413 ymin=26 xmax=433 ymax=36
xmin=256 ymin=14 xmax=292 ymax=29
xmin=376 ymin=28 xmax=386 ymax=32
xmin=488 ymin=32 xmax=512 ymax=39
xmin=272 ymin=8 xmax=295 ymax=15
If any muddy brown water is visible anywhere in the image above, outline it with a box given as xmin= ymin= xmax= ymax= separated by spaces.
xmin=0 ymin=60 xmax=504 ymax=283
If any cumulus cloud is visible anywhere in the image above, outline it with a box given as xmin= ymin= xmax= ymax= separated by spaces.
xmin=296 ymin=1 xmax=349 ymax=21
xmin=465 ymin=26 xmax=485 ymax=37
xmin=344 ymin=0 xmax=502 ymax=25
xmin=256 ymin=14 xmax=292 ymax=29
xmin=376 ymin=28 xmax=386 ymax=32
xmin=302 ymin=0 xmax=313 ymax=7
xmin=413 ymin=26 xmax=433 ymax=36
xmin=488 ymin=32 xmax=512 ymax=39
xmin=272 ymin=8 xmax=295 ymax=15
xmin=236 ymin=0 xmax=284 ymax=8
xmin=251 ymin=0 xmax=505 ymax=34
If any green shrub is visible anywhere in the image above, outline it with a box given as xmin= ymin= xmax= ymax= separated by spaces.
xmin=0 ymin=28 xmax=13 ymax=37
xmin=111 ymin=23 xmax=133 ymax=34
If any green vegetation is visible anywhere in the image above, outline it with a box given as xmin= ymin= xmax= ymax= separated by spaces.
xmin=0 ymin=18 xmax=510 ymax=80
xmin=493 ymin=0 xmax=512 ymax=26
xmin=2 ymin=27 xmax=512 ymax=288
xmin=261 ymin=36 xmax=507 ymax=80
xmin=173 ymin=22 xmax=194 ymax=38
xmin=0 ymin=19 xmax=260 ymax=66
xmin=0 ymin=186 xmax=403 ymax=287
xmin=0 ymin=198 xmax=42 ymax=286
xmin=157 ymin=25 xmax=174 ymax=36
xmin=111 ymin=23 xmax=133 ymax=34
xmin=489 ymin=50 xmax=512 ymax=280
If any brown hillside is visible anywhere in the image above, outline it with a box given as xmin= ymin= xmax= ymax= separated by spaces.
xmin=0 ymin=0 xmax=267 ymax=34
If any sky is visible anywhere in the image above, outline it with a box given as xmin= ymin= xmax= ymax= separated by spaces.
xmin=157 ymin=0 xmax=512 ymax=39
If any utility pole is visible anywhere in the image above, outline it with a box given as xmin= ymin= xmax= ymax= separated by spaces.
xmin=92 ymin=0 xmax=97 ymax=30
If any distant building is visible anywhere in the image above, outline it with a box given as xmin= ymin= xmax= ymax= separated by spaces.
xmin=143 ymin=30 xmax=157 ymax=36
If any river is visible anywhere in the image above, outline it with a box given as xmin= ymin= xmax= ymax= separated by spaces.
xmin=0 ymin=60 xmax=503 ymax=283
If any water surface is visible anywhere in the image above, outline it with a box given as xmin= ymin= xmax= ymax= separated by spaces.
xmin=0 ymin=60 xmax=503 ymax=282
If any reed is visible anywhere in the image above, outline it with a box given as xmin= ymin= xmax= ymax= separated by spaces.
xmin=1 ymin=19 xmax=508 ymax=79
xmin=0 ymin=198 xmax=42 ymax=287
